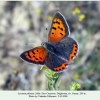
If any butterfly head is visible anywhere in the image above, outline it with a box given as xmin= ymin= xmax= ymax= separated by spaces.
xmin=42 ymin=42 xmax=56 ymax=53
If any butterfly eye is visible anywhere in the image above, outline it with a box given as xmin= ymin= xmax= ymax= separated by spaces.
xmin=46 ymin=43 xmax=56 ymax=53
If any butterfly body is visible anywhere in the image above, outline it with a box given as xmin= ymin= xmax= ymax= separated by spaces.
xmin=20 ymin=12 xmax=78 ymax=72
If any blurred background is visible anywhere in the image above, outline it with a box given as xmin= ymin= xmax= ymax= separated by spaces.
xmin=0 ymin=1 xmax=100 ymax=90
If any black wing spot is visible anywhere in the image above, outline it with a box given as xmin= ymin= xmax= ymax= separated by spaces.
xmin=28 ymin=53 xmax=31 ymax=58
xmin=60 ymin=33 xmax=63 ymax=36
xmin=58 ymin=26 xmax=63 ymax=31
xmin=52 ymin=32 xmax=54 ymax=34
xmin=39 ymin=57 xmax=42 ymax=60
xmin=59 ymin=68 xmax=61 ymax=70
xmin=74 ymin=45 xmax=77 ymax=47
xmin=52 ymin=27 xmax=56 ymax=30
xmin=75 ymin=49 xmax=77 ymax=51
xmin=32 ymin=51 xmax=35 ymax=54
xmin=56 ymin=21 xmax=60 ymax=24
xmin=61 ymin=28 xmax=63 ymax=31
xmin=58 ymin=26 xmax=60 ymax=29
xmin=71 ymin=56 xmax=73 ymax=59
xmin=64 ymin=64 xmax=67 ymax=66
xmin=53 ymin=22 xmax=56 ymax=24
xmin=74 ymin=53 xmax=76 ymax=55
xmin=36 ymin=50 xmax=39 ymax=52
xmin=35 ymin=58 xmax=39 ymax=60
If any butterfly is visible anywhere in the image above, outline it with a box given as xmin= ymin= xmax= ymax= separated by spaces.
xmin=20 ymin=12 xmax=78 ymax=72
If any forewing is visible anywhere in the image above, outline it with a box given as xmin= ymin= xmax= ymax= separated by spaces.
xmin=20 ymin=46 xmax=47 ymax=65
xmin=48 ymin=12 xmax=70 ymax=43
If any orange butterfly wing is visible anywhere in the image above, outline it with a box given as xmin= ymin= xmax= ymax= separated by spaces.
xmin=48 ymin=12 xmax=70 ymax=43
xmin=20 ymin=46 xmax=47 ymax=64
